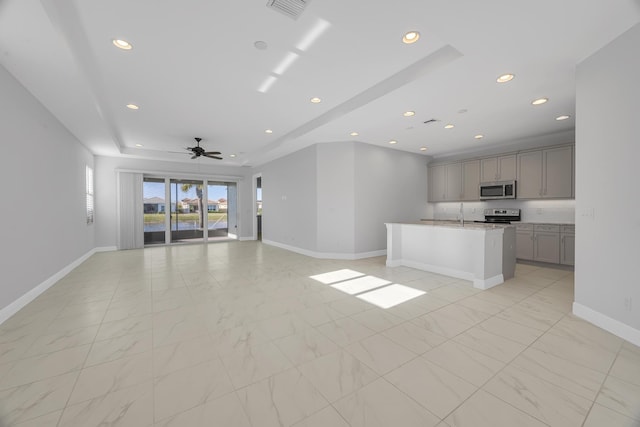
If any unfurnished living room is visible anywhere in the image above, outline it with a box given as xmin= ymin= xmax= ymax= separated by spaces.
xmin=1 ymin=1 xmax=639 ymax=426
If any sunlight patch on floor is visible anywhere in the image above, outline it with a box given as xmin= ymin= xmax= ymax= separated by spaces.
xmin=310 ymin=269 xmax=426 ymax=309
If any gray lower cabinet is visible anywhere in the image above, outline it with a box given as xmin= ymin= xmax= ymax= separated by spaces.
xmin=560 ymin=225 xmax=575 ymax=266
xmin=533 ymin=224 xmax=560 ymax=264
xmin=516 ymin=224 xmax=534 ymax=260
xmin=515 ymin=223 xmax=566 ymax=264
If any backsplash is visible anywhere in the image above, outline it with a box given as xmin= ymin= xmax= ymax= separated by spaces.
xmin=426 ymin=199 xmax=576 ymax=224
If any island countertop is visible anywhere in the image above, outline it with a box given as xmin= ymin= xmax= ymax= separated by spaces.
xmin=412 ymin=220 xmax=514 ymax=230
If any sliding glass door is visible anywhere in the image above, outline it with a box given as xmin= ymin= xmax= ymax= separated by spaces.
xmin=143 ymin=176 xmax=236 ymax=245
xmin=143 ymin=178 xmax=167 ymax=245
xmin=170 ymin=179 xmax=204 ymax=244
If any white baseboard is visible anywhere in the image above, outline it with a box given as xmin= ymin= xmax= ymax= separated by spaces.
xmin=95 ymin=246 xmax=117 ymax=252
xmin=386 ymin=258 xmax=503 ymax=290
xmin=573 ymin=302 xmax=640 ymax=347
xmin=0 ymin=247 xmax=100 ymax=325
xmin=262 ymin=239 xmax=386 ymax=260
xmin=238 ymin=236 xmax=255 ymax=241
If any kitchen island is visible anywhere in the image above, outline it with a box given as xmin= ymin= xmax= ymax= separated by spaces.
xmin=385 ymin=220 xmax=516 ymax=290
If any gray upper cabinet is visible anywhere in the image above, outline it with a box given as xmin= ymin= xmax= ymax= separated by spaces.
xmin=544 ymin=146 xmax=573 ymax=198
xmin=429 ymin=143 xmax=573 ymax=202
xmin=446 ymin=162 xmax=463 ymax=201
xmin=429 ymin=163 xmax=446 ymax=202
xmin=480 ymin=154 xmax=516 ymax=182
xmin=462 ymin=160 xmax=480 ymax=200
xmin=517 ymin=145 xmax=573 ymax=199
xmin=429 ymin=162 xmax=465 ymax=202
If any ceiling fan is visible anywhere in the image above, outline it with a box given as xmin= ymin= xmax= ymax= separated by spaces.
xmin=186 ymin=137 xmax=222 ymax=160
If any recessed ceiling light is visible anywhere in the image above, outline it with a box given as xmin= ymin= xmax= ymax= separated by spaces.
xmin=389 ymin=140 xmax=398 ymax=144
xmin=310 ymin=97 xmax=322 ymax=103
xmin=126 ymin=104 xmax=139 ymax=110
xmin=402 ymin=31 xmax=420 ymax=44
xmin=265 ymin=129 xmax=273 ymax=134
xmin=403 ymin=111 xmax=415 ymax=117
xmin=474 ymin=134 xmax=484 ymax=139
xmin=444 ymin=124 xmax=454 ymax=129
xmin=532 ymin=97 xmax=548 ymax=105
xmin=230 ymin=154 xmax=237 ymax=158
xmin=135 ymin=144 xmax=143 ymax=147
xmin=420 ymin=147 xmax=427 ymax=151
xmin=555 ymin=115 xmax=571 ymax=121
xmin=254 ymin=40 xmax=268 ymax=50
xmin=496 ymin=73 xmax=515 ymax=83
xmin=350 ymin=132 xmax=359 ymax=136
xmin=112 ymin=39 xmax=132 ymax=50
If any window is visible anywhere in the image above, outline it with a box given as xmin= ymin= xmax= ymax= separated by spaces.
xmin=86 ymin=165 xmax=94 ymax=224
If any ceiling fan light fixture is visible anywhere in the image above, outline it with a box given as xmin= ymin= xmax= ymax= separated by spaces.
xmin=402 ymin=31 xmax=420 ymax=44
xmin=112 ymin=39 xmax=132 ymax=50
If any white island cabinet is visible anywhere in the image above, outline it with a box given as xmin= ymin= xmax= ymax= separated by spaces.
xmin=385 ymin=221 xmax=516 ymax=290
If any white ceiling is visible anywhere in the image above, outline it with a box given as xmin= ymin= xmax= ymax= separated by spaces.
xmin=1 ymin=0 xmax=639 ymax=166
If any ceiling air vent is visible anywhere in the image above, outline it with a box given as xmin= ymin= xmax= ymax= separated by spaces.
xmin=266 ymin=0 xmax=310 ymax=20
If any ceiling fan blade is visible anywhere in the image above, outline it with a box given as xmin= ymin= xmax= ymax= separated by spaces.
xmin=204 ymin=153 xmax=222 ymax=159
xmin=204 ymin=151 xmax=221 ymax=155
xmin=191 ymin=154 xmax=197 ymax=159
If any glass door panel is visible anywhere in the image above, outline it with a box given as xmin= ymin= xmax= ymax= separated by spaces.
xmin=143 ymin=178 xmax=166 ymax=245
xmin=170 ymin=179 xmax=204 ymax=243
xmin=207 ymin=183 xmax=228 ymax=240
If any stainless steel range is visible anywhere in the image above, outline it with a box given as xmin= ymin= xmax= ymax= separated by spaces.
xmin=479 ymin=208 xmax=521 ymax=224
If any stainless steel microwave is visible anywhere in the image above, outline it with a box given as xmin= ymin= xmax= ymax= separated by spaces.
xmin=479 ymin=180 xmax=516 ymax=200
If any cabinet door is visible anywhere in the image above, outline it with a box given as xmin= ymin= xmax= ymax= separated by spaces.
xmin=445 ymin=163 xmax=463 ymax=201
xmin=543 ymin=146 xmax=573 ymax=198
xmin=462 ymin=160 xmax=480 ymax=200
xmin=534 ymin=232 xmax=560 ymax=263
xmin=517 ymin=150 xmax=543 ymax=199
xmin=480 ymin=157 xmax=498 ymax=182
xmin=560 ymin=234 xmax=575 ymax=265
xmin=516 ymin=231 xmax=534 ymax=260
xmin=429 ymin=164 xmax=446 ymax=202
xmin=498 ymin=155 xmax=517 ymax=181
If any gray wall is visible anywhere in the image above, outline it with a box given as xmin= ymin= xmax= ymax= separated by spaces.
xmin=317 ymin=143 xmax=356 ymax=254
xmin=257 ymin=141 xmax=428 ymax=256
xmin=354 ymin=143 xmax=428 ymax=253
xmin=259 ymin=145 xmax=318 ymax=252
xmin=0 ymin=65 xmax=94 ymax=311
xmin=94 ymin=156 xmax=254 ymax=248
xmin=575 ymin=23 xmax=640 ymax=332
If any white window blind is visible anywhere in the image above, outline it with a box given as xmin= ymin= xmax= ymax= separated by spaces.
xmin=86 ymin=165 xmax=94 ymax=224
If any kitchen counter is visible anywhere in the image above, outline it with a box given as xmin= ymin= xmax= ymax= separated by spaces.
xmin=417 ymin=219 xmax=514 ymax=230
xmin=385 ymin=221 xmax=516 ymax=289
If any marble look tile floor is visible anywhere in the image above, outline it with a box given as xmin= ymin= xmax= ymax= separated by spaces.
xmin=1 ymin=241 xmax=639 ymax=427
